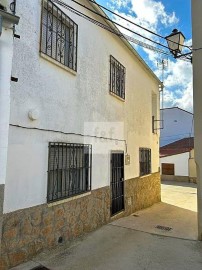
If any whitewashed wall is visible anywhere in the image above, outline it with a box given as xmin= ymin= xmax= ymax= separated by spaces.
xmin=4 ymin=0 xmax=160 ymax=213
xmin=160 ymin=152 xmax=189 ymax=176
xmin=160 ymin=108 xmax=194 ymax=146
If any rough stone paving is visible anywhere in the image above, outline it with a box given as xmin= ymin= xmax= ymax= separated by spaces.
xmin=0 ymin=173 xmax=160 ymax=269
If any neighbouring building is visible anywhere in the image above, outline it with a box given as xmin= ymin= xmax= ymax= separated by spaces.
xmin=160 ymin=137 xmax=196 ymax=182
xmin=0 ymin=0 xmax=20 ymax=262
xmin=160 ymin=107 xmax=194 ymax=147
xmin=192 ymin=0 xmax=202 ymax=240
xmin=0 ymin=0 xmax=161 ymax=268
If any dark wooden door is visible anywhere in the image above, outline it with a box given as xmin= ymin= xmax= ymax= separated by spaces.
xmin=162 ymin=163 xmax=175 ymax=175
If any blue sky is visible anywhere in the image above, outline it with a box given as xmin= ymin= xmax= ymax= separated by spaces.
xmin=96 ymin=0 xmax=193 ymax=112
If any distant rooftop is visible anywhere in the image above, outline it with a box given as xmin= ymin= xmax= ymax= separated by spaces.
xmin=160 ymin=137 xmax=194 ymax=157
xmin=160 ymin=107 xmax=193 ymax=115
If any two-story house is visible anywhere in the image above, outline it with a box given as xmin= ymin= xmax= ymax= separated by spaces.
xmin=0 ymin=0 xmax=161 ymax=268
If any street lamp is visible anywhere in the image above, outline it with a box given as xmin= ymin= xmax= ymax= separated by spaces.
xmin=165 ymin=29 xmax=192 ymax=62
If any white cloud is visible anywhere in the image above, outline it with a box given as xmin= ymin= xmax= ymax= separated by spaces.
xmin=160 ymin=59 xmax=193 ymax=112
xmin=130 ymin=0 xmax=178 ymax=27
xmin=164 ymin=60 xmax=192 ymax=88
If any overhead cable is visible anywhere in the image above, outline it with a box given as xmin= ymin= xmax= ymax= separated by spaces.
xmin=53 ymin=0 xmax=170 ymax=50
xmin=52 ymin=0 xmax=192 ymax=61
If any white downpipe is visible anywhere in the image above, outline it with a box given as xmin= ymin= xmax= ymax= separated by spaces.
xmin=0 ymin=27 xmax=14 ymax=185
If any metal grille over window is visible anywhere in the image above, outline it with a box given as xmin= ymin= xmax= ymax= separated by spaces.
xmin=47 ymin=143 xmax=92 ymax=203
xmin=110 ymin=56 xmax=126 ymax=99
xmin=41 ymin=0 xmax=78 ymax=71
xmin=139 ymin=148 xmax=151 ymax=176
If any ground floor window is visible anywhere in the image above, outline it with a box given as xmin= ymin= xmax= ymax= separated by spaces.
xmin=139 ymin=148 xmax=151 ymax=176
xmin=47 ymin=142 xmax=92 ymax=202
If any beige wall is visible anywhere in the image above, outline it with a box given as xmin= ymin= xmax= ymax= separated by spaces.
xmin=192 ymin=0 xmax=202 ymax=240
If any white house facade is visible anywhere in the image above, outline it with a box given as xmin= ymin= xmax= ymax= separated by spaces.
xmin=0 ymin=0 xmax=161 ymax=268
xmin=160 ymin=107 xmax=194 ymax=147
xmin=160 ymin=137 xmax=195 ymax=182
xmin=161 ymin=152 xmax=190 ymax=181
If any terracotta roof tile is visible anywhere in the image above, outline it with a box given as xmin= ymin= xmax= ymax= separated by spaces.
xmin=160 ymin=137 xmax=194 ymax=157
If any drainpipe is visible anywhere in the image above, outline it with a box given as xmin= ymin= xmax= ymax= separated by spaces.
xmin=0 ymin=8 xmax=19 ymax=253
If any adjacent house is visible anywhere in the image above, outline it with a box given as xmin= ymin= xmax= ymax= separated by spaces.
xmin=160 ymin=107 xmax=194 ymax=147
xmin=160 ymin=137 xmax=196 ymax=182
xmin=0 ymin=0 xmax=161 ymax=268
xmin=0 ymin=0 xmax=20 ymax=264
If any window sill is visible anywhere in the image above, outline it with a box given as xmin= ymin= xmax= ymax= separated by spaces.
xmin=40 ymin=52 xmax=77 ymax=76
xmin=109 ymin=92 xmax=125 ymax=102
xmin=47 ymin=191 xmax=91 ymax=207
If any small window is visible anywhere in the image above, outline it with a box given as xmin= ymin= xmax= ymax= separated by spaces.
xmin=40 ymin=0 xmax=78 ymax=71
xmin=139 ymin=148 xmax=151 ymax=176
xmin=110 ymin=56 xmax=126 ymax=99
xmin=47 ymin=143 xmax=92 ymax=203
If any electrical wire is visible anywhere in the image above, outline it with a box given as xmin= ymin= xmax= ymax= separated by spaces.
xmin=50 ymin=0 xmax=193 ymax=61
xmin=10 ymin=124 xmax=128 ymax=153
xmin=52 ymin=0 xmax=193 ymax=61
xmin=90 ymin=0 xmax=193 ymax=50
xmin=65 ymin=0 xmax=192 ymax=50
xmin=53 ymin=0 xmax=171 ymax=51
xmin=83 ymin=0 xmax=164 ymax=39
xmin=51 ymin=0 xmax=170 ymax=56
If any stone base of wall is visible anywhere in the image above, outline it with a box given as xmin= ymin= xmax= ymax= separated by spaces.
xmin=161 ymin=174 xmax=189 ymax=182
xmin=0 ymin=172 xmax=161 ymax=269
xmin=0 ymin=184 xmax=5 ymax=255
xmin=0 ymin=187 xmax=110 ymax=269
xmin=111 ymin=172 xmax=161 ymax=221
xmin=189 ymin=177 xmax=197 ymax=184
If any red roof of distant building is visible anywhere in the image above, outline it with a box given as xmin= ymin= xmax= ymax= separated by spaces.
xmin=160 ymin=137 xmax=194 ymax=157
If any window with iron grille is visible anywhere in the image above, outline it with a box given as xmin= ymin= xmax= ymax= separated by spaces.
xmin=40 ymin=0 xmax=78 ymax=71
xmin=47 ymin=143 xmax=92 ymax=203
xmin=139 ymin=148 xmax=151 ymax=176
xmin=110 ymin=56 xmax=126 ymax=99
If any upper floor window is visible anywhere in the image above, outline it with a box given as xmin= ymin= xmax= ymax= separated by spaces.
xmin=139 ymin=148 xmax=151 ymax=176
xmin=47 ymin=142 xmax=92 ymax=203
xmin=40 ymin=0 xmax=78 ymax=71
xmin=110 ymin=56 xmax=126 ymax=100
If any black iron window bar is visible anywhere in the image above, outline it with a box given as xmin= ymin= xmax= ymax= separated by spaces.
xmin=139 ymin=148 xmax=151 ymax=176
xmin=41 ymin=0 xmax=78 ymax=71
xmin=47 ymin=142 xmax=92 ymax=203
xmin=110 ymin=55 xmax=126 ymax=99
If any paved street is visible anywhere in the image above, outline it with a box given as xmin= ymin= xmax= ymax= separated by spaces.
xmin=161 ymin=181 xmax=197 ymax=212
xmin=12 ymin=181 xmax=200 ymax=270
xmin=13 ymin=225 xmax=202 ymax=270
xmin=112 ymin=181 xmax=198 ymax=240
